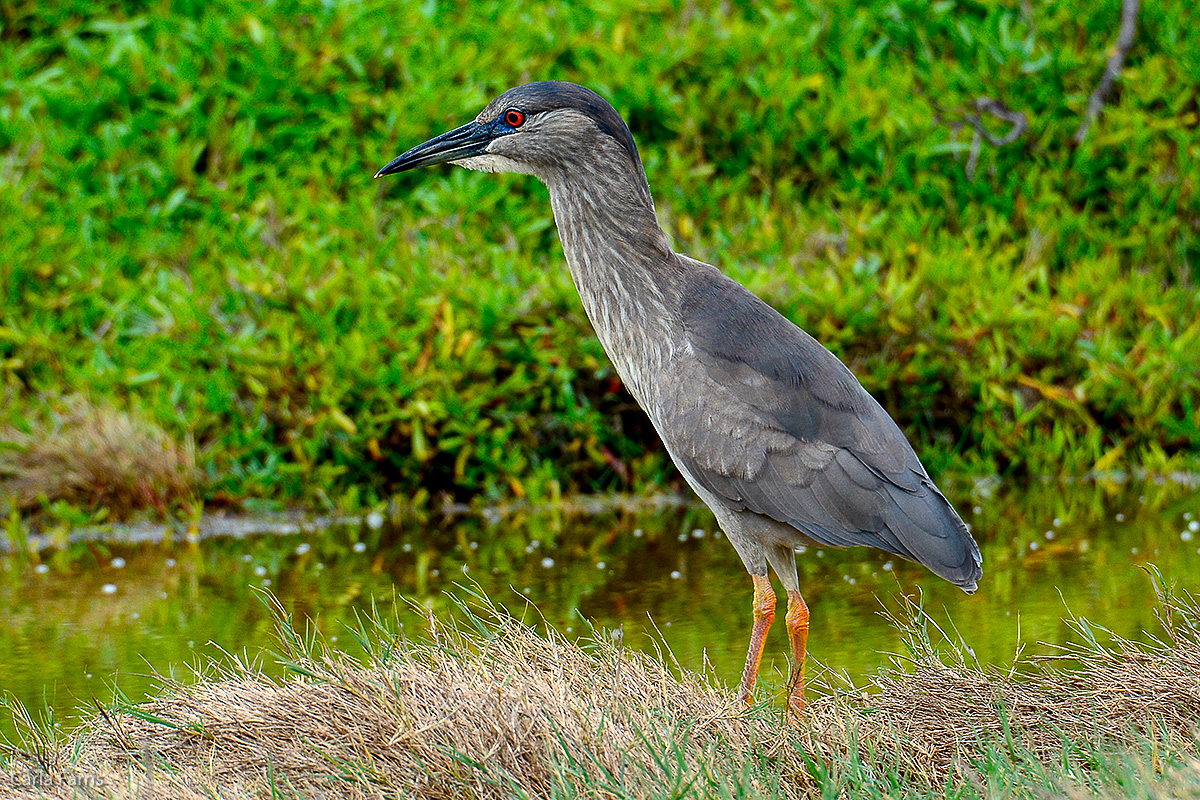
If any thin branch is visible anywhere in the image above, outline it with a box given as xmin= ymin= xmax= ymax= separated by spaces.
xmin=1074 ymin=0 xmax=1140 ymax=144
xmin=966 ymin=98 xmax=1029 ymax=147
xmin=936 ymin=98 xmax=1028 ymax=181
xmin=964 ymin=97 xmax=1028 ymax=180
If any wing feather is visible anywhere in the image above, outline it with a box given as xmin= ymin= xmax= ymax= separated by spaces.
xmin=670 ymin=262 xmax=982 ymax=589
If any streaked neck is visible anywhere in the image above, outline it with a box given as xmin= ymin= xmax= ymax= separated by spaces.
xmin=542 ymin=161 xmax=680 ymax=406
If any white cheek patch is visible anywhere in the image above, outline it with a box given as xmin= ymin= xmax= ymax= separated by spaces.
xmin=452 ymin=152 xmax=535 ymax=175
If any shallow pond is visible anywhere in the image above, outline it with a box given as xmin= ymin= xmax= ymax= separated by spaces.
xmin=1 ymin=477 xmax=1198 ymax=742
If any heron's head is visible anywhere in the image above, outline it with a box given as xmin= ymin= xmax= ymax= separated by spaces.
xmin=375 ymin=82 xmax=648 ymax=199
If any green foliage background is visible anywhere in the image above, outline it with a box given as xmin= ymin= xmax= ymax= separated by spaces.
xmin=1 ymin=0 xmax=1197 ymax=514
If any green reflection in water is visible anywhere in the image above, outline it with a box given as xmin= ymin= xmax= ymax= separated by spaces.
xmin=1 ymin=478 xmax=1197 ymax=742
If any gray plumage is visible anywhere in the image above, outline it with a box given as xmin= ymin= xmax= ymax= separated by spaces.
xmin=377 ymin=81 xmax=982 ymax=659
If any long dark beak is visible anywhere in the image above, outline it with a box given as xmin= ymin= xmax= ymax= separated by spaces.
xmin=375 ymin=120 xmax=492 ymax=178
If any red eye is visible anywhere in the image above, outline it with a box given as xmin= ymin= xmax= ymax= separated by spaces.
xmin=504 ymin=109 xmax=526 ymax=127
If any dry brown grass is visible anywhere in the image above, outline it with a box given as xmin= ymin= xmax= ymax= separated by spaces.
xmin=0 ymin=397 xmax=197 ymax=521
xmin=2 ymin=579 xmax=1199 ymax=799
xmin=799 ymin=578 xmax=1200 ymax=791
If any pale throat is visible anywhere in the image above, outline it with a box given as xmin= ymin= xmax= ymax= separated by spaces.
xmin=452 ymin=153 xmax=536 ymax=175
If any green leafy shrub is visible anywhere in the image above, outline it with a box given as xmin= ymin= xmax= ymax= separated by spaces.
xmin=1 ymin=0 xmax=1196 ymax=514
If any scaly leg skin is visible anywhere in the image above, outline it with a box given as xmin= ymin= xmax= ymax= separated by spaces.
xmin=785 ymin=589 xmax=810 ymax=714
xmin=738 ymin=573 xmax=776 ymax=706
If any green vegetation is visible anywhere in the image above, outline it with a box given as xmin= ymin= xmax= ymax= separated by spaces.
xmin=3 ymin=584 xmax=1200 ymax=799
xmin=2 ymin=0 xmax=1198 ymax=519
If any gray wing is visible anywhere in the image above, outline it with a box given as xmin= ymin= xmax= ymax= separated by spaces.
xmin=670 ymin=264 xmax=982 ymax=590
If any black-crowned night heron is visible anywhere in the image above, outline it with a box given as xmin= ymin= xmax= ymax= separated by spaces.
xmin=376 ymin=81 xmax=982 ymax=712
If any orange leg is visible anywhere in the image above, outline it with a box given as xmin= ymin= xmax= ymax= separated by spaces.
xmin=738 ymin=574 xmax=776 ymax=705
xmin=785 ymin=589 xmax=810 ymax=713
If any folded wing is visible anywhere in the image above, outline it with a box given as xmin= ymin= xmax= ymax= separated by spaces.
xmin=669 ymin=262 xmax=982 ymax=590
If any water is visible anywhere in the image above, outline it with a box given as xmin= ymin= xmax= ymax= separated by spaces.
xmin=1 ymin=477 xmax=1198 ymax=742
